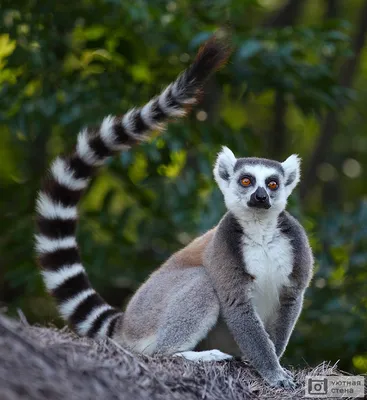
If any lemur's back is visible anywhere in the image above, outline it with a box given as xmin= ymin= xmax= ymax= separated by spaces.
xmin=164 ymin=228 xmax=216 ymax=268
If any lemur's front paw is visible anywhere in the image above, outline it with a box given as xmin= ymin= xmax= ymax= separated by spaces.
xmin=275 ymin=375 xmax=295 ymax=390
xmin=282 ymin=366 xmax=294 ymax=379
xmin=265 ymin=369 xmax=295 ymax=390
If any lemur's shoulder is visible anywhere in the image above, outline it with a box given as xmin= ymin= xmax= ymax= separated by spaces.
xmin=167 ymin=211 xmax=242 ymax=269
xmin=163 ymin=227 xmax=217 ymax=268
xmin=277 ymin=211 xmax=314 ymax=288
xmin=277 ymin=211 xmax=310 ymax=247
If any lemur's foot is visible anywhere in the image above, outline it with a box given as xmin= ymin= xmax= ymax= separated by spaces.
xmin=174 ymin=349 xmax=233 ymax=362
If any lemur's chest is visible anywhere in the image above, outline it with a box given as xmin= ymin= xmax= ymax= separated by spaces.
xmin=242 ymin=233 xmax=294 ymax=324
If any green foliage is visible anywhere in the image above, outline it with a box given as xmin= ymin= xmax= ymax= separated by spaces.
xmin=236 ymin=23 xmax=353 ymax=113
xmin=0 ymin=0 xmax=366 ymax=375
xmin=287 ymin=202 xmax=367 ymax=373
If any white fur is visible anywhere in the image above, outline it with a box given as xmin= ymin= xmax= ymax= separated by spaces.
xmin=173 ymin=350 xmax=233 ymax=362
xmin=99 ymin=115 xmax=115 ymax=147
xmin=41 ymin=264 xmax=85 ymax=291
xmin=100 ymin=115 xmax=126 ymax=151
xmin=97 ymin=312 xmax=122 ymax=338
xmin=282 ymin=154 xmax=301 ymax=197
xmin=141 ymin=99 xmax=165 ymax=131
xmin=77 ymin=304 xmax=113 ymax=335
xmin=232 ymin=164 xmax=288 ymax=217
xmin=158 ymin=84 xmax=186 ymax=117
xmin=122 ymin=109 xmax=149 ymax=141
xmin=36 ymin=193 xmax=77 ymax=220
xmin=214 ymin=147 xmax=299 ymax=219
xmin=242 ymin=223 xmax=294 ymax=324
xmin=213 ymin=146 xmax=237 ymax=193
xmin=213 ymin=148 xmax=299 ymax=327
xmin=241 ymin=165 xmax=278 ymax=186
xmin=35 ymin=235 xmax=77 ymax=254
xmin=76 ymin=129 xmax=105 ymax=166
xmin=230 ymin=176 xmax=284 ymax=219
xmin=51 ymin=158 xmax=90 ymax=190
xmin=59 ymin=288 xmax=95 ymax=319
xmin=128 ymin=335 xmax=158 ymax=355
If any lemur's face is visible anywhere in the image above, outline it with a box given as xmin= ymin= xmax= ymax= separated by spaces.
xmin=214 ymin=147 xmax=301 ymax=216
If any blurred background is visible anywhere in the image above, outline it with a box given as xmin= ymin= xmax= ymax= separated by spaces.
xmin=0 ymin=0 xmax=366 ymax=374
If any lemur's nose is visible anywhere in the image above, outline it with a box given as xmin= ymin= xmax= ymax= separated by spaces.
xmin=255 ymin=187 xmax=267 ymax=202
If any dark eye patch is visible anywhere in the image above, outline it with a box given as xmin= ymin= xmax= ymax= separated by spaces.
xmin=238 ymin=174 xmax=256 ymax=187
xmin=265 ymin=175 xmax=280 ymax=185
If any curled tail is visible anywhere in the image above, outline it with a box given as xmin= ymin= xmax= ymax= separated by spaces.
xmin=34 ymin=37 xmax=231 ymax=339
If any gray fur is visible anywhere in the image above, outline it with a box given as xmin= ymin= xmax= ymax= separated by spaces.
xmin=234 ymin=157 xmax=285 ymax=175
xmin=208 ymin=148 xmax=312 ymax=388
xmin=154 ymin=268 xmax=220 ymax=354
xmin=277 ymin=211 xmax=314 ymax=289
xmin=203 ymin=213 xmax=295 ymax=388
xmin=268 ymin=293 xmax=304 ymax=358
xmin=107 ymin=148 xmax=312 ymax=390
xmin=265 ymin=212 xmax=313 ymax=358
xmin=285 ymin=171 xmax=296 ymax=186
xmin=117 ymin=266 xmax=221 ymax=356
xmin=218 ymin=165 xmax=230 ymax=181
xmin=47 ymin=145 xmax=310 ymax=391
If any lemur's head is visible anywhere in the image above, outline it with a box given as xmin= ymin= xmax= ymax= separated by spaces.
xmin=214 ymin=147 xmax=300 ymax=217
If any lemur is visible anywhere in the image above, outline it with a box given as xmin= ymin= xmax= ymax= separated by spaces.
xmin=34 ymin=37 xmax=313 ymax=390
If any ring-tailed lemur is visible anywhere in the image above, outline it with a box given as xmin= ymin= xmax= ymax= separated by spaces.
xmin=35 ymin=37 xmax=313 ymax=390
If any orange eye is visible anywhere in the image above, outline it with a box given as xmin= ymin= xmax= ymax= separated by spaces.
xmin=240 ymin=177 xmax=251 ymax=187
xmin=268 ymin=181 xmax=278 ymax=190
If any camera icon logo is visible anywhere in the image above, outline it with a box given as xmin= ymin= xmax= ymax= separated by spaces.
xmin=308 ymin=378 xmax=328 ymax=395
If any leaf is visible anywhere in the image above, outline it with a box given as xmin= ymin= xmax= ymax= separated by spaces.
xmin=190 ymin=32 xmax=212 ymax=49
xmin=0 ymin=34 xmax=16 ymax=60
xmin=326 ymin=30 xmax=350 ymax=42
xmin=221 ymin=101 xmax=247 ymax=131
xmin=130 ymin=64 xmax=152 ymax=83
xmin=238 ymin=39 xmax=262 ymax=59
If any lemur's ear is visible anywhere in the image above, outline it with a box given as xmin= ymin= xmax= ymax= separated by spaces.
xmin=214 ymin=146 xmax=237 ymax=192
xmin=282 ymin=154 xmax=301 ymax=197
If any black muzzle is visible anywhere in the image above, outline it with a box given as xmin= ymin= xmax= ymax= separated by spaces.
xmin=248 ymin=187 xmax=271 ymax=209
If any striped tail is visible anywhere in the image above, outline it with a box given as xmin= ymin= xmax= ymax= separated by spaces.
xmin=34 ymin=37 xmax=231 ymax=339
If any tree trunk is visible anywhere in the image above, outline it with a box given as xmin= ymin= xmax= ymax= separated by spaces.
xmin=263 ymin=0 xmax=306 ymax=28
xmin=268 ymin=92 xmax=287 ymax=159
xmin=300 ymin=0 xmax=367 ymax=201
xmin=263 ymin=0 xmax=307 ymax=158
xmin=325 ymin=0 xmax=339 ymax=19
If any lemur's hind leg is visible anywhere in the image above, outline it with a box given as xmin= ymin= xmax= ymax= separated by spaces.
xmin=155 ymin=267 xmax=233 ymax=362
